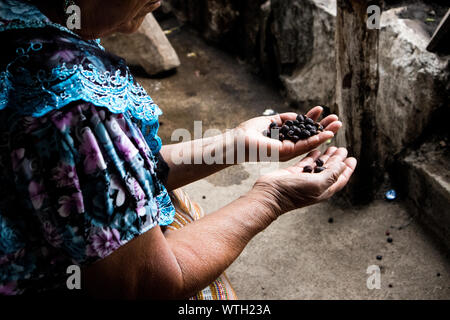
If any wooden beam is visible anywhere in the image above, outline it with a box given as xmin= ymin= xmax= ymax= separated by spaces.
xmin=427 ymin=9 xmax=450 ymax=53
xmin=335 ymin=0 xmax=383 ymax=204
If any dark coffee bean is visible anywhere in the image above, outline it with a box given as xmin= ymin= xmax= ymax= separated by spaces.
xmin=316 ymin=159 xmax=324 ymax=167
xmin=387 ymin=237 xmax=393 ymax=243
xmin=287 ymin=130 xmax=294 ymax=137
xmin=299 ymin=124 xmax=306 ymax=130
xmin=297 ymin=114 xmax=305 ymax=122
xmin=385 ymin=231 xmax=390 ymax=236
xmin=388 ymin=284 xmax=393 ymax=288
xmin=328 ymin=218 xmax=334 ymax=224
xmin=269 ymin=122 xmax=277 ymax=129
xmin=294 ymin=128 xmax=302 ymax=136
xmin=376 ymin=255 xmax=383 ymax=261
xmin=285 ymin=120 xmax=294 ymax=126
xmin=305 ymin=118 xmax=314 ymax=125
xmin=301 ymin=130 xmax=311 ymax=139
xmin=279 ymin=133 xmax=285 ymax=141
xmin=281 ymin=125 xmax=289 ymax=133
xmin=293 ymin=120 xmax=300 ymax=126
xmin=292 ymin=135 xmax=300 ymax=143
xmin=310 ymin=128 xmax=317 ymax=136
xmin=437 ymin=273 xmax=441 ymax=277
xmin=306 ymin=124 xmax=315 ymax=131
xmin=202 ymin=196 xmax=206 ymax=199
xmin=314 ymin=167 xmax=326 ymax=173
xmin=303 ymin=165 xmax=313 ymax=173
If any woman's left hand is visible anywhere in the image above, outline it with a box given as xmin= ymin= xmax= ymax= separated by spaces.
xmin=235 ymin=106 xmax=342 ymax=162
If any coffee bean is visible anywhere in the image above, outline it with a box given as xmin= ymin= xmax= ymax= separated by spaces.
xmin=293 ymin=128 xmax=302 ymax=136
xmin=285 ymin=120 xmax=294 ymax=126
xmin=287 ymin=130 xmax=294 ymax=137
xmin=388 ymin=284 xmax=393 ymax=288
xmin=310 ymin=128 xmax=317 ymax=136
xmin=305 ymin=118 xmax=314 ymax=125
xmin=376 ymin=255 xmax=383 ymax=261
xmin=387 ymin=237 xmax=393 ymax=243
xmin=303 ymin=165 xmax=313 ymax=173
xmin=297 ymin=115 xmax=305 ymax=122
xmin=328 ymin=218 xmax=334 ymax=224
xmin=437 ymin=273 xmax=441 ymax=277
xmin=306 ymin=124 xmax=315 ymax=131
xmin=292 ymin=135 xmax=300 ymax=143
xmin=299 ymin=124 xmax=306 ymax=130
xmin=300 ymin=130 xmax=311 ymax=139
xmin=279 ymin=133 xmax=285 ymax=141
xmin=269 ymin=122 xmax=277 ymax=129
xmin=316 ymin=159 xmax=324 ymax=167
xmin=281 ymin=125 xmax=289 ymax=133
xmin=314 ymin=167 xmax=326 ymax=173
xmin=293 ymin=120 xmax=300 ymax=126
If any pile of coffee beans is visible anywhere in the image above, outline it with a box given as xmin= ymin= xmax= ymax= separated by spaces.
xmin=264 ymin=114 xmax=324 ymax=143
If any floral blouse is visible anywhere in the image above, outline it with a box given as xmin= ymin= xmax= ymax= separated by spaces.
xmin=0 ymin=0 xmax=175 ymax=295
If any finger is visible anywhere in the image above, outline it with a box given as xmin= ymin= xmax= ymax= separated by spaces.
xmin=294 ymin=130 xmax=334 ymax=154
xmin=316 ymin=160 xmax=347 ymax=190
xmin=322 ymin=157 xmax=357 ymax=198
xmin=320 ymin=114 xmax=339 ymax=127
xmin=275 ymin=113 xmax=299 ymax=125
xmin=295 ymin=150 xmax=321 ymax=168
xmin=324 ymin=121 xmax=342 ymax=135
xmin=306 ymin=106 xmax=323 ymax=122
xmin=323 ymin=147 xmax=348 ymax=166
xmin=316 ymin=146 xmax=338 ymax=165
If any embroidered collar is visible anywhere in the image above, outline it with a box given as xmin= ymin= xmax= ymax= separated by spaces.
xmin=0 ymin=0 xmax=163 ymax=154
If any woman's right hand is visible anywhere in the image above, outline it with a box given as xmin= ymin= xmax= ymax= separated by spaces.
xmin=249 ymin=147 xmax=357 ymax=217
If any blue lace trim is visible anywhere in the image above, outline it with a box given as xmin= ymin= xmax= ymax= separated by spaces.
xmin=0 ymin=0 xmax=163 ymax=153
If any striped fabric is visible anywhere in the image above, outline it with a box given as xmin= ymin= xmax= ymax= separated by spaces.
xmin=168 ymin=189 xmax=238 ymax=300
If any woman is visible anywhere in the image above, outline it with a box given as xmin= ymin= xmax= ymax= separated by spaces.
xmin=0 ymin=0 xmax=356 ymax=298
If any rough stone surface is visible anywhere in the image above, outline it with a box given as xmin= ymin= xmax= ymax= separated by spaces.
xmin=377 ymin=6 xmax=450 ymax=161
xmin=101 ymin=13 xmax=180 ymax=75
xmin=395 ymin=140 xmax=450 ymax=251
xmin=277 ymin=0 xmax=336 ymax=110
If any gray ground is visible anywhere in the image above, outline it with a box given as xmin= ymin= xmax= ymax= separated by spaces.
xmin=134 ymin=28 xmax=450 ymax=300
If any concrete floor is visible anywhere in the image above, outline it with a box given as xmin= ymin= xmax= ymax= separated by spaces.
xmin=135 ymin=27 xmax=450 ymax=300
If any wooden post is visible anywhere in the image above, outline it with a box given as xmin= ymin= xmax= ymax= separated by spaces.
xmin=335 ymin=0 xmax=383 ymax=204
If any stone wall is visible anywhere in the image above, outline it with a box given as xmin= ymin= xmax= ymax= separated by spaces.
xmin=161 ymin=0 xmax=449 ymax=162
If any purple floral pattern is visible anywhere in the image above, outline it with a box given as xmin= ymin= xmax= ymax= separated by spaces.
xmin=0 ymin=103 xmax=175 ymax=295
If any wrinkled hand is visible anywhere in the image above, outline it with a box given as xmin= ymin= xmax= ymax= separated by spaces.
xmin=250 ymin=147 xmax=357 ymax=217
xmin=236 ymin=106 xmax=342 ymax=162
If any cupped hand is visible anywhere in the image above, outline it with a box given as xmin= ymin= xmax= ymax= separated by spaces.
xmin=236 ymin=106 xmax=342 ymax=162
xmin=250 ymin=147 xmax=357 ymax=217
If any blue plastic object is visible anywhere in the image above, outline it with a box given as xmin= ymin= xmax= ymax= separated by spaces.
xmin=385 ymin=189 xmax=397 ymax=201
